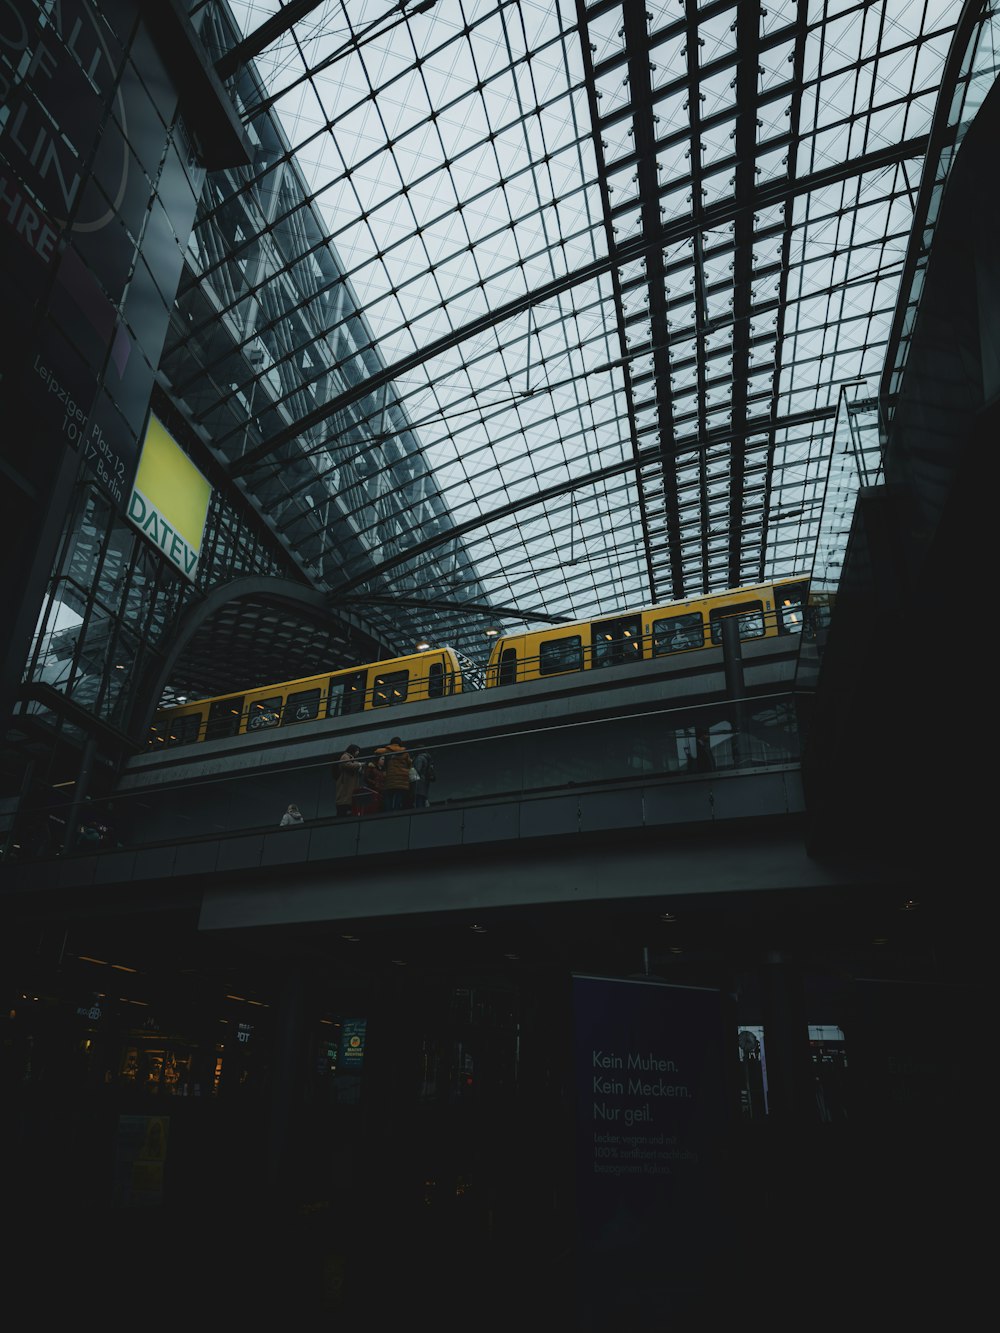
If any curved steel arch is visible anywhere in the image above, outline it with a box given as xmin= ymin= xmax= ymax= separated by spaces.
xmin=129 ymin=577 xmax=386 ymax=744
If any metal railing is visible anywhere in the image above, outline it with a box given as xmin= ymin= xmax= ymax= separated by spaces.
xmin=3 ymin=690 xmax=804 ymax=863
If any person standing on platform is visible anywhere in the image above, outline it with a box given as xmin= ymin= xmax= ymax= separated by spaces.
xmin=355 ymin=753 xmax=385 ymax=815
xmin=335 ymin=744 xmax=364 ymax=816
xmin=410 ymin=749 xmax=435 ymax=809
xmin=280 ymin=803 xmax=304 ymax=827
xmin=376 ymin=736 xmax=412 ymax=812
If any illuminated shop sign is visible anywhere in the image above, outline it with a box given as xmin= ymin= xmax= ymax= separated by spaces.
xmin=128 ymin=414 xmax=212 ymax=583
xmin=339 ymin=1019 xmax=367 ymax=1070
xmin=76 ymin=995 xmax=103 ymax=1022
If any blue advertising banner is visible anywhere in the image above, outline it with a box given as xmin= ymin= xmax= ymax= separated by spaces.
xmin=572 ymin=974 xmax=730 ymax=1326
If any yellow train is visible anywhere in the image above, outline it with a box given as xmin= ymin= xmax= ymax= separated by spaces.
xmin=484 ymin=575 xmax=811 ymax=685
xmin=148 ymin=646 xmax=477 ymax=748
xmin=148 ymin=576 xmax=811 ymax=747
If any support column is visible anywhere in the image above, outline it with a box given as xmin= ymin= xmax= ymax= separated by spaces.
xmin=266 ymin=966 xmax=307 ymax=1200
xmin=62 ymin=736 xmax=98 ymax=855
xmin=721 ymin=614 xmax=747 ymax=766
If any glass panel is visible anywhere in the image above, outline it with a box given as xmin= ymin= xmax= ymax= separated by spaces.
xmin=539 ymin=636 xmax=583 ymax=676
xmin=372 ymin=670 xmax=408 ymax=707
xmin=283 ymin=688 xmax=321 ymax=724
xmin=710 ymin=602 xmax=765 ymax=644
xmin=248 ymin=696 xmax=282 ymax=730
xmin=165 ymin=713 xmax=202 ymax=747
xmin=652 ymin=612 xmax=705 ymax=655
xmin=35 ymin=0 xmax=971 ymax=728
xmin=428 ymin=662 xmax=444 ymax=698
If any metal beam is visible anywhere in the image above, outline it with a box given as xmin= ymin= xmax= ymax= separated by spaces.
xmin=327 ymin=403 xmax=838 ymax=598
xmin=214 ymin=1 xmax=328 ymax=81
xmin=229 ymin=133 xmax=931 ymax=478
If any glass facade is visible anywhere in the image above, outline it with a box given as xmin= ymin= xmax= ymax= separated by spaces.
xmin=7 ymin=0 xmax=995 ymax=758
xmin=163 ymin=0 xmax=972 ymax=664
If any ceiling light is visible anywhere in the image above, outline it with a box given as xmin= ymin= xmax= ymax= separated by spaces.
xmin=415 ymin=639 xmax=430 ymax=651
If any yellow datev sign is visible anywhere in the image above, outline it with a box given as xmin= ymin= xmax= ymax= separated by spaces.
xmin=128 ymin=415 xmax=211 ymax=582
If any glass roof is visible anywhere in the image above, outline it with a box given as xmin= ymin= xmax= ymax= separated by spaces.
xmin=173 ymin=0 xmax=964 ymax=661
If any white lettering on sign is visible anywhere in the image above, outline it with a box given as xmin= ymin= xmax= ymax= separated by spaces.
xmin=128 ymin=488 xmax=200 ymax=581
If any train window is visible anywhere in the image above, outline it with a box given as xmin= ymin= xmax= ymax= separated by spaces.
xmin=283 ymin=688 xmax=321 ymax=724
xmin=539 ymin=635 xmax=583 ymax=675
xmin=207 ymin=697 xmax=244 ymax=740
xmin=328 ymin=672 xmax=367 ymax=717
xmin=710 ymin=601 xmax=765 ymax=644
xmin=373 ymin=670 xmax=409 ymax=706
xmin=428 ymin=662 xmax=444 ymax=698
xmin=652 ymin=612 xmax=705 ymax=655
xmin=248 ymin=696 xmax=282 ymax=730
xmin=776 ymin=581 xmax=809 ymax=635
xmin=164 ymin=713 xmax=202 ymax=747
xmin=591 ymin=615 xmax=643 ymax=667
xmin=498 ymin=648 xmax=517 ymax=686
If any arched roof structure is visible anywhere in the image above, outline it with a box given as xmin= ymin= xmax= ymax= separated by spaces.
xmin=156 ymin=0 xmax=995 ymax=664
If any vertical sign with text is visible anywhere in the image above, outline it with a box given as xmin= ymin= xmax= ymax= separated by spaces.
xmin=336 ymin=1018 xmax=367 ymax=1104
xmin=128 ymin=413 xmax=212 ymax=582
xmin=572 ymin=974 xmax=730 ymax=1326
xmin=112 ymin=1114 xmax=169 ymax=1208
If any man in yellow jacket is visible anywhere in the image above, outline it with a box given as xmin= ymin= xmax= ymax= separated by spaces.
xmin=376 ymin=736 xmax=412 ymax=812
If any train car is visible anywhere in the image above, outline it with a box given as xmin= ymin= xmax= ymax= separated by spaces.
xmin=484 ymin=576 xmax=811 ymax=686
xmin=148 ymin=646 xmax=480 ymax=749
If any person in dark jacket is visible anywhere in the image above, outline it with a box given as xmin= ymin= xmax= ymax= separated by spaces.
xmin=410 ymin=750 xmax=435 ymax=808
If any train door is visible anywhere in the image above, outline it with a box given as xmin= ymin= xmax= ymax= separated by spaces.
xmin=591 ymin=614 xmax=643 ymax=667
xmin=206 ymin=696 xmax=244 ymax=740
xmin=774 ymin=579 xmax=809 ymax=634
xmin=328 ymin=671 xmax=367 ymax=717
xmin=497 ymin=646 xmax=517 ymax=686
xmin=427 ymin=659 xmax=445 ymax=698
